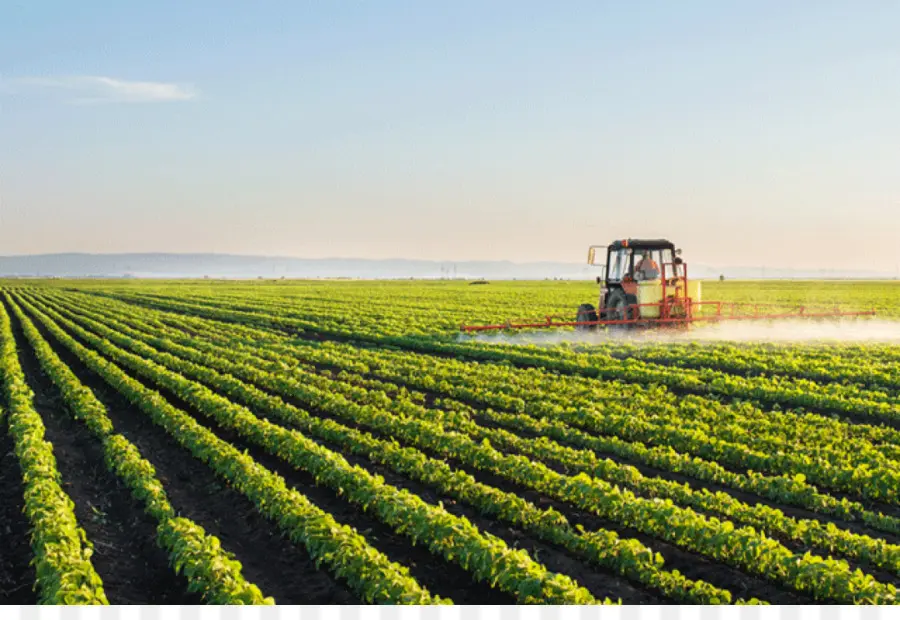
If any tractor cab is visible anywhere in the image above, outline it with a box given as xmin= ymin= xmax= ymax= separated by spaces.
xmin=579 ymin=238 xmax=695 ymax=329
xmin=601 ymin=240 xmax=678 ymax=284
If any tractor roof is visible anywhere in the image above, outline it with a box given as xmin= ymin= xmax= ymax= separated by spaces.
xmin=609 ymin=238 xmax=675 ymax=251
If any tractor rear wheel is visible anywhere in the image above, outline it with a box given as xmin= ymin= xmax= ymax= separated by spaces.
xmin=575 ymin=303 xmax=598 ymax=331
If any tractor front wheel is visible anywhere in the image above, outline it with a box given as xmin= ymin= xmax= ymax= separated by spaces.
xmin=607 ymin=289 xmax=638 ymax=325
xmin=575 ymin=303 xmax=598 ymax=331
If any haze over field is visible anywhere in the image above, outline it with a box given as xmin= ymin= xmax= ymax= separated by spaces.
xmin=2 ymin=2 xmax=898 ymax=271
xmin=0 ymin=253 xmax=897 ymax=280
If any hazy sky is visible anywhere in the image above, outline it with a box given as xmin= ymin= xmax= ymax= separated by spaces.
xmin=2 ymin=2 xmax=898 ymax=271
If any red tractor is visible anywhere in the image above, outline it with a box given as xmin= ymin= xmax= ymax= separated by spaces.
xmin=461 ymin=238 xmax=876 ymax=333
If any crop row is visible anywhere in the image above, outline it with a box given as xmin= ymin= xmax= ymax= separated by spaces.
xmin=45 ymin=290 xmax=900 ymax=532
xmin=63 ymin=293 xmax=900 ymax=582
xmin=0 ymin=300 xmax=108 ymax=604
xmin=25 ymin=294 xmax=899 ymax=604
xmin=602 ymin=343 xmax=900 ymax=394
xmin=57 ymin=294 xmax=900 ymax=506
xmin=4 ymin=294 xmax=273 ymax=604
xmin=65 ymin=296 xmax=900 ymax=581
xmin=17 ymin=295 xmax=604 ymax=605
xmin=13 ymin=295 xmax=445 ymax=605
xmin=86 ymin=290 xmax=900 ymax=459
xmin=31 ymin=293 xmax=739 ymax=604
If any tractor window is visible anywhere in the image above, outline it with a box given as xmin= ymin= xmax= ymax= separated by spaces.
xmin=659 ymin=249 xmax=673 ymax=277
xmin=608 ymin=248 xmax=631 ymax=281
xmin=634 ymin=250 xmax=662 ymax=281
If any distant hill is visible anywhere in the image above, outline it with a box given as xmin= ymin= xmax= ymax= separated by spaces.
xmin=0 ymin=253 xmax=895 ymax=281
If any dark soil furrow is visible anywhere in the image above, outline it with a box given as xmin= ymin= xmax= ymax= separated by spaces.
xmin=6 ymin=303 xmax=200 ymax=605
xmin=156 ymin=337 xmax=895 ymax=590
xmin=335 ymin=446 xmax=661 ymax=604
xmin=262 ymin=384 xmax=809 ymax=604
xmin=23 ymin=304 xmax=358 ymax=605
xmin=53 ymin=293 xmax=900 ymax=536
xmin=0 ymin=415 xmax=37 ymax=604
xmin=99 ymin=292 xmax=898 ymax=460
xmin=117 ymin=329 xmax=799 ymax=605
xmin=324 ymin=360 xmax=900 ymax=521
xmin=439 ymin=450 xmax=811 ymax=604
xmin=37 ymin=305 xmax=518 ymax=604
xmin=53 ymin=292 xmax=886 ymax=601
xmin=38 ymin=297 xmax=670 ymax=602
xmin=426 ymin=395 xmax=900 ymax=546
xmin=139 ymin=382 xmax=516 ymax=604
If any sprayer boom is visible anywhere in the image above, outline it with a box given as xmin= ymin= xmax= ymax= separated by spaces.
xmin=460 ymin=303 xmax=877 ymax=333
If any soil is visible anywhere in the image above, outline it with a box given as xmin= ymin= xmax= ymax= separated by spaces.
xmin=269 ymin=384 xmax=811 ymax=604
xmin=20 ymin=302 xmax=359 ymax=605
xmin=128 ymin=370 xmax=518 ymax=604
xmin=32 ymin=301 xmax=519 ymax=604
xmin=7 ymin=303 xmax=202 ymax=604
xmin=33 ymin=298 xmax=666 ymax=602
xmin=33 ymin=291 xmax=899 ymax=604
xmin=80 ymin=311 xmax=804 ymax=603
xmin=335 ymin=442 xmax=662 ymax=604
xmin=67 ymin=295 xmax=900 ymax=523
xmin=0 ymin=414 xmax=37 ymax=604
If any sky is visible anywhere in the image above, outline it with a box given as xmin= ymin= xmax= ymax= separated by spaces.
xmin=1 ymin=1 xmax=899 ymax=272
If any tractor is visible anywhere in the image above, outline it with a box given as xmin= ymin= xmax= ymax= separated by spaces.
xmin=460 ymin=238 xmax=875 ymax=333
xmin=576 ymin=238 xmax=700 ymax=331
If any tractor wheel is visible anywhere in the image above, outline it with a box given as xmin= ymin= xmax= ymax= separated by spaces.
xmin=607 ymin=289 xmax=638 ymax=325
xmin=575 ymin=303 xmax=598 ymax=331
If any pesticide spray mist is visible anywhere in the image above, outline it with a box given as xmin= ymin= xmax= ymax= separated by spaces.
xmin=461 ymin=318 xmax=900 ymax=347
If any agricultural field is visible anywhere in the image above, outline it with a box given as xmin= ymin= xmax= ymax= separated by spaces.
xmin=1 ymin=278 xmax=900 ymax=605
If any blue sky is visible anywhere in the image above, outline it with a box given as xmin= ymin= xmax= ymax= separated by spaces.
xmin=2 ymin=2 xmax=898 ymax=270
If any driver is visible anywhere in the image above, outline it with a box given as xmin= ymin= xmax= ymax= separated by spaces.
xmin=634 ymin=251 xmax=660 ymax=280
